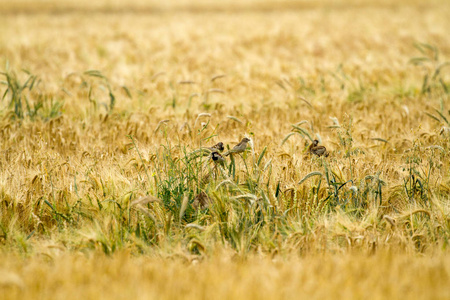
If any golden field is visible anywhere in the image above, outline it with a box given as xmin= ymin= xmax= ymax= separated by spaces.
xmin=0 ymin=0 xmax=450 ymax=299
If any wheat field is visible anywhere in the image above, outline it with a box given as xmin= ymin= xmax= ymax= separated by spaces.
xmin=1 ymin=0 xmax=450 ymax=299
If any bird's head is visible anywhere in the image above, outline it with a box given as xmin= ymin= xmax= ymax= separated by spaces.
xmin=211 ymin=152 xmax=222 ymax=161
xmin=216 ymin=142 xmax=224 ymax=151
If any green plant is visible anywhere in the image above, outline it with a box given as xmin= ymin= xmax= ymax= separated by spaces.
xmin=425 ymin=98 xmax=450 ymax=138
xmin=82 ymin=70 xmax=116 ymax=113
xmin=1 ymin=66 xmax=64 ymax=120
xmin=409 ymin=43 xmax=450 ymax=95
xmin=1 ymin=67 xmax=39 ymax=119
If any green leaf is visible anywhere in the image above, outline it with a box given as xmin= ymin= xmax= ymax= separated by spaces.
xmin=298 ymin=171 xmax=323 ymax=185
xmin=435 ymin=108 xmax=449 ymax=126
xmin=257 ymin=146 xmax=267 ymax=166
xmin=44 ymin=200 xmax=55 ymax=211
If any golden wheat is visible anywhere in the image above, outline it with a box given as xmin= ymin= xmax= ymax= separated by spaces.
xmin=0 ymin=0 xmax=450 ymax=299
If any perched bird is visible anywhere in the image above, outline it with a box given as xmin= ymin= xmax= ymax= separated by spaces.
xmin=308 ymin=139 xmax=329 ymax=157
xmin=224 ymin=137 xmax=250 ymax=156
xmin=211 ymin=151 xmax=226 ymax=167
xmin=207 ymin=142 xmax=224 ymax=153
xmin=197 ymin=142 xmax=224 ymax=159
xmin=192 ymin=191 xmax=211 ymax=210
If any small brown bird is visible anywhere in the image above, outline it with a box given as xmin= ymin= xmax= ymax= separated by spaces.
xmin=192 ymin=191 xmax=211 ymax=210
xmin=208 ymin=142 xmax=224 ymax=152
xmin=224 ymin=137 xmax=250 ymax=156
xmin=308 ymin=139 xmax=329 ymax=157
xmin=211 ymin=151 xmax=226 ymax=166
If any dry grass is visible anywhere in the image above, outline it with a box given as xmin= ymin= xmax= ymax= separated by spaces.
xmin=1 ymin=250 xmax=450 ymax=300
xmin=1 ymin=0 xmax=450 ymax=299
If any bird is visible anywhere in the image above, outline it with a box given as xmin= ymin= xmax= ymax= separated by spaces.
xmin=192 ymin=191 xmax=211 ymax=210
xmin=308 ymin=139 xmax=329 ymax=157
xmin=207 ymin=142 xmax=224 ymax=153
xmin=224 ymin=137 xmax=250 ymax=156
xmin=210 ymin=151 xmax=226 ymax=167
